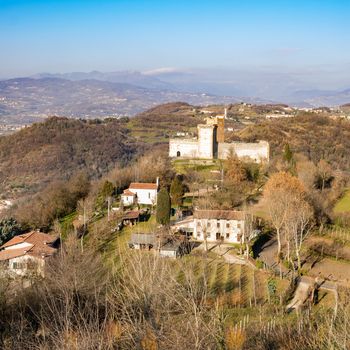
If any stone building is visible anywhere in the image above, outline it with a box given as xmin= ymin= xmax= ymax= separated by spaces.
xmin=169 ymin=115 xmax=269 ymax=163
xmin=193 ymin=210 xmax=249 ymax=244
xmin=0 ymin=231 xmax=59 ymax=277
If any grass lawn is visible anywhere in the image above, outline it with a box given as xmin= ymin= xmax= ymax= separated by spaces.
xmin=172 ymin=158 xmax=222 ymax=174
xmin=334 ymin=189 xmax=350 ymax=213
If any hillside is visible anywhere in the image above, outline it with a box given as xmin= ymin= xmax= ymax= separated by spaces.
xmin=0 ymin=117 xmax=143 ymax=196
xmin=0 ymin=77 xmax=241 ymax=124
xmin=233 ymin=114 xmax=350 ymax=170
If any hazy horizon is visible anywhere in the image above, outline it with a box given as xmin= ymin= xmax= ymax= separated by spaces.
xmin=1 ymin=0 xmax=350 ymax=101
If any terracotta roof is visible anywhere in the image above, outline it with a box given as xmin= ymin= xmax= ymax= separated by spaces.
xmin=129 ymin=182 xmax=158 ymax=190
xmin=0 ymin=247 xmax=28 ymax=261
xmin=122 ymin=189 xmax=136 ymax=196
xmin=1 ymin=231 xmax=57 ymax=249
xmin=123 ymin=211 xmax=140 ymax=220
xmin=194 ymin=210 xmax=246 ymax=221
xmin=0 ymin=231 xmax=58 ymax=261
xmin=0 ymin=243 xmax=57 ymax=261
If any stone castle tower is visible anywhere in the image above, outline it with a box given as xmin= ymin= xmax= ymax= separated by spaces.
xmin=168 ymin=108 xmax=269 ymax=163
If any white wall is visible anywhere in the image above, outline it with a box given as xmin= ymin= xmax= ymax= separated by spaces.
xmin=198 ymin=125 xmax=214 ymax=159
xmin=4 ymin=242 xmax=32 ymax=250
xmin=7 ymin=255 xmax=44 ymax=276
xmin=121 ymin=195 xmax=135 ymax=206
xmin=130 ymin=188 xmax=157 ymax=205
xmin=193 ymin=218 xmax=245 ymax=244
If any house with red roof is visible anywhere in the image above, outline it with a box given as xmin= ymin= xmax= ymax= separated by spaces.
xmin=121 ymin=178 xmax=159 ymax=206
xmin=0 ymin=231 xmax=59 ymax=276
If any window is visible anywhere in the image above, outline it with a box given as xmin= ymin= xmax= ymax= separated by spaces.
xmin=207 ymin=222 xmax=211 ymax=228
xmin=217 ymin=222 xmax=220 ymax=228
xmin=237 ymin=223 xmax=241 ymax=229
xmin=226 ymin=222 xmax=230 ymax=228
xmin=226 ymin=232 xmax=230 ymax=238
xmin=148 ymin=192 xmax=151 ymax=199
xmin=12 ymin=262 xmax=25 ymax=270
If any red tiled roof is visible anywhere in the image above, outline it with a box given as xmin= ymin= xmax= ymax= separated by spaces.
xmin=194 ymin=210 xmax=246 ymax=221
xmin=123 ymin=211 xmax=140 ymax=220
xmin=1 ymin=231 xmax=56 ymax=249
xmin=129 ymin=182 xmax=158 ymax=190
xmin=122 ymin=189 xmax=136 ymax=196
xmin=0 ymin=231 xmax=58 ymax=261
xmin=0 ymin=247 xmax=28 ymax=261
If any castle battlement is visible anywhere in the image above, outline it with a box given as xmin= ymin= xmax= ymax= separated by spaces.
xmin=169 ymin=114 xmax=269 ymax=163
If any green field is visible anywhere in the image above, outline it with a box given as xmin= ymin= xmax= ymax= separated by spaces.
xmin=334 ymin=189 xmax=350 ymax=213
xmin=172 ymin=158 xmax=222 ymax=174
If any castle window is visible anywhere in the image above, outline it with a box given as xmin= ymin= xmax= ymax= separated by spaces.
xmin=176 ymin=151 xmax=181 ymax=157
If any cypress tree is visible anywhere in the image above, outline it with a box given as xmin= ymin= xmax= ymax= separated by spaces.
xmin=170 ymin=175 xmax=185 ymax=206
xmin=156 ymin=188 xmax=171 ymax=225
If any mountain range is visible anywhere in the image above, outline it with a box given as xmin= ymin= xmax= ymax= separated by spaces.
xmin=0 ymin=70 xmax=350 ymax=124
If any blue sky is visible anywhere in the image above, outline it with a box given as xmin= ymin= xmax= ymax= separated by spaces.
xmin=0 ymin=0 xmax=349 ymax=85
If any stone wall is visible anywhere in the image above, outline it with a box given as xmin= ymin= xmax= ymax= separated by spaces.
xmin=169 ymin=139 xmax=199 ymax=158
xmin=218 ymin=141 xmax=269 ymax=163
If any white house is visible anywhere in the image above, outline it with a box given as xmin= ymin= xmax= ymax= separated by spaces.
xmin=193 ymin=210 xmax=250 ymax=244
xmin=0 ymin=231 xmax=58 ymax=277
xmin=120 ymin=189 xmax=136 ymax=206
xmin=121 ymin=179 xmax=159 ymax=206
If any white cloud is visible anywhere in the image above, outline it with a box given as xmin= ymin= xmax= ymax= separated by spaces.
xmin=143 ymin=67 xmax=182 ymax=75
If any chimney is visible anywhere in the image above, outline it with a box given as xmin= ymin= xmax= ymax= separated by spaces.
xmin=156 ymin=177 xmax=159 ymax=189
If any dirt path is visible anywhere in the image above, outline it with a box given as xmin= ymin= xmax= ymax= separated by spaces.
xmin=286 ymin=280 xmax=311 ymax=311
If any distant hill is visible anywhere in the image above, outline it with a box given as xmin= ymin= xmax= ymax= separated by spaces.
xmin=290 ymin=88 xmax=350 ymax=107
xmin=32 ymin=70 xmax=174 ymax=90
xmin=0 ymin=77 xmax=241 ymax=124
xmin=0 ymin=117 xmax=143 ymax=196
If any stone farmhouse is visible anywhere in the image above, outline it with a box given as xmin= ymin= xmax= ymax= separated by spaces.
xmin=169 ymin=115 xmax=269 ymax=162
xmin=0 ymin=231 xmax=59 ymax=276
xmin=121 ymin=179 xmax=159 ymax=206
xmin=173 ymin=209 xmax=253 ymax=244
xmin=193 ymin=210 xmax=250 ymax=244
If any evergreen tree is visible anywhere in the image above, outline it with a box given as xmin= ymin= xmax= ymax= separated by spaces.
xmin=170 ymin=175 xmax=185 ymax=206
xmin=156 ymin=188 xmax=171 ymax=225
xmin=96 ymin=180 xmax=115 ymax=210
xmin=0 ymin=218 xmax=22 ymax=246
xmin=283 ymin=143 xmax=294 ymax=164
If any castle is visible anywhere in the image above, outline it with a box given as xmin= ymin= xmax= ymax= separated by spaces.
xmin=169 ymin=115 xmax=269 ymax=163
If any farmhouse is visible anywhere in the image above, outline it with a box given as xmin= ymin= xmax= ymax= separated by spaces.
xmin=193 ymin=210 xmax=251 ymax=244
xmin=121 ymin=178 xmax=159 ymax=206
xmin=0 ymin=231 xmax=59 ymax=276
xmin=169 ymin=115 xmax=269 ymax=163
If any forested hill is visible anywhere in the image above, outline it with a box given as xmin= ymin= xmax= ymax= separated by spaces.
xmin=236 ymin=114 xmax=350 ymax=170
xmin=0 ymin=117 xmax=143 ymax=195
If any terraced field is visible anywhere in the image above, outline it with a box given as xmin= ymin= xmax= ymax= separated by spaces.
xmin=178 ymin=257 xmax=285 ymax=307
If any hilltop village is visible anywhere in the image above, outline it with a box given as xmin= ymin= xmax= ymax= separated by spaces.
xmin=0 ymin=103 xmax=350 ymax=348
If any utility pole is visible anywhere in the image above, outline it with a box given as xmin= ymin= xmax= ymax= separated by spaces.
xmin=107 ymin=196 xmax=111 ymax=222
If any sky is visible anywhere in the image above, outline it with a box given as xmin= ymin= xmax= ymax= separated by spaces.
xmin=0 ymin=0 xmax=349 ymax=90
